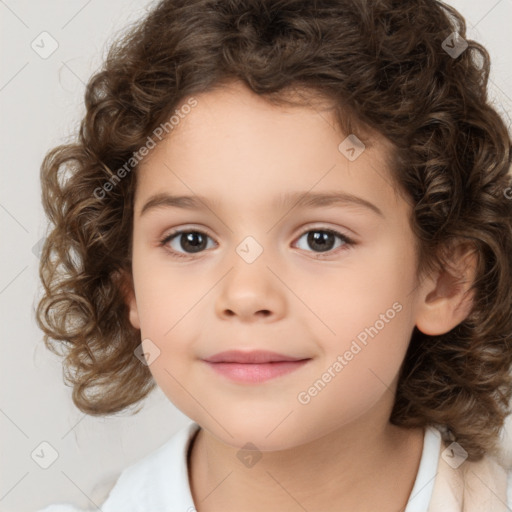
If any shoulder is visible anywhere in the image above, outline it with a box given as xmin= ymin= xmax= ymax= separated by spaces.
xmin=37 ymin=506 xmax=89 ymax=512
xmin=423 ymin=425 xmax=512 ymax=511
xmin=459 ymin=449 xmax=511 ymax=509
xmin=100 ymin=420 xmax=199 ymax=510
xmin=436 ymin=442 xmax=511 ymax=510
xmin=36 ymin=478 xmax=119 ymax=512
xmin=36 ymin=421 xmax=200 ymax=512
xmin=508 ymin=467 xmax=512 ymax=509
xmin=478 ymin=458 xmax=512 ymax=510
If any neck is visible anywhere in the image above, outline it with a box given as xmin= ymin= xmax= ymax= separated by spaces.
xmin=187 ymin=399 xmax=424 ymax=512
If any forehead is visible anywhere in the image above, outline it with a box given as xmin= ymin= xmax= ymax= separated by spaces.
xmin=134 ymin=82 xmax=406 ymax=219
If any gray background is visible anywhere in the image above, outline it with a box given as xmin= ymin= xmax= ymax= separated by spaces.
xmin=1 ymin=0 xmax=511 ymax=510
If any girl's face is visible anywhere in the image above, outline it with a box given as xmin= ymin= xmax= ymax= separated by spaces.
xmin=126 ymin=81 xmax=426 ymax=450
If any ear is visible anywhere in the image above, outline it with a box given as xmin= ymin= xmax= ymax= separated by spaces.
xmin=415 ymin=242 xmax=478 ymax=336
xmin=117 ymin=268 xmax=141 ymax=330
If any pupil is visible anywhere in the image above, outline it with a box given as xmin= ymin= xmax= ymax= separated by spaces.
xmin=308 ymin=231 xmax=334 ymax=252
xmin=182 ymin=232 xmax=206 ymax=253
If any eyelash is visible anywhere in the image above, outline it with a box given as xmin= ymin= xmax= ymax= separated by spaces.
xmin=158 ymin=226 xmax=356 ymax=260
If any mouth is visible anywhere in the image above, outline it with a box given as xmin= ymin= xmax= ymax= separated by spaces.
xmin=202 ymin=350 xmax=312 ymax=383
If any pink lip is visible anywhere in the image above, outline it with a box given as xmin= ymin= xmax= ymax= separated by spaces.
xmin=202 ymin=350 xmax=311 ymax=383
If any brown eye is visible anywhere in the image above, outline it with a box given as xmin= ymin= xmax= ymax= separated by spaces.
xmin=160 ymin=226 xmax=355 ymax=260
xmin=177 ymin=232 xmax=208 ymax=253
xmin=294 ymin=228 xmax=354 ymax=256
xmin=161 ymin=230 xmax=215 ymax=256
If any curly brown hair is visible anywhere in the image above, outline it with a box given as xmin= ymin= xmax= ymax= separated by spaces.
xmin=35 ymin=0 xmax=512 ymax=461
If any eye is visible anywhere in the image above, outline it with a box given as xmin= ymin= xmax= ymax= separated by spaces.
xmin=159 ymin=229 xmax=216 ymax=258
xmin=159 ymin=226 xmax=356 ymax=260
xmin=294 ymin=228 xmax=355 ymax=257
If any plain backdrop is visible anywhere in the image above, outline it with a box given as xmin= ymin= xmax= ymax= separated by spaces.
xmin=1 ymin=0 xmax=511 ymax=511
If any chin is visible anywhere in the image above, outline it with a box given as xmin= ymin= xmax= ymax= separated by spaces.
xmin=195 ymin=412 xmax=316 ymax=452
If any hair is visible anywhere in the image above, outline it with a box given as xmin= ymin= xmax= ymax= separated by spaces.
xmin=36 ymin=0 xmax=512 ymax=461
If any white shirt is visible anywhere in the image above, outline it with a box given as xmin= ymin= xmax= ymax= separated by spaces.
xmin=38 ymin=421 xmax=512 ymax=512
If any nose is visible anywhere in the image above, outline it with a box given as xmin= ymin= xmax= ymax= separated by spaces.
xmin=215 ymin=251 xmax=287 ymax=323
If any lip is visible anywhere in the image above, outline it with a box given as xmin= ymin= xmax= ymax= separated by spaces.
xmin=202 ymin=350 xmax=311 ymax=383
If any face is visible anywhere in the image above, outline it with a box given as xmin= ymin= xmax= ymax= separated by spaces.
xmin=126 ymin=81 xmax=425 ymax=451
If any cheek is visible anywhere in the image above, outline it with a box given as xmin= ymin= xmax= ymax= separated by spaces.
xmin=131 ymin=253 xmax=204 ymax=385
xmin=307 ymin=258 xmax=414 ymax=351
xmin=304 ymin=242 xmax=416 ymax=386
xmin=294 ymin=307 xmax=414 ymax=438
xmin=322 ymin=307 xmax=411 ymax=396
xmin=131 ymin=250 xmax=202 ymax=336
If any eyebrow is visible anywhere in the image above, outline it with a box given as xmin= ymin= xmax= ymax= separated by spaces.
xmin=139 ymin=190 xmax=384 ymax=218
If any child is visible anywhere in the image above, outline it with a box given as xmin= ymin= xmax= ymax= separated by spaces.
xmin=36 ymin=0 xmax=512 ymax=510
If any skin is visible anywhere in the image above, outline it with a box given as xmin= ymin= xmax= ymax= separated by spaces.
xmin=123 ymin=80 xmax=476 ymax=512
